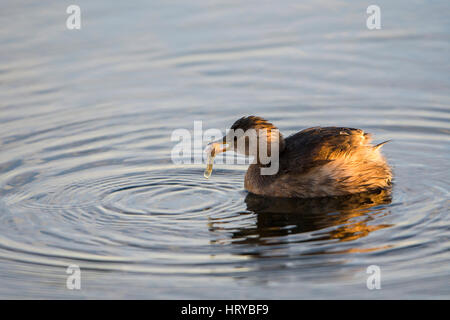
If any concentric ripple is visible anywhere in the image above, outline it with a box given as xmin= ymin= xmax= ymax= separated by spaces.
xmin=101 ymin=170 xmax=244 ymax=217
xmin=0 ymin=0 xmax=449 ymax=299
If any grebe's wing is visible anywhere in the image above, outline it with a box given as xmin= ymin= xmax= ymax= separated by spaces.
xmin=279 ymin=127 xmax=371 ymax=174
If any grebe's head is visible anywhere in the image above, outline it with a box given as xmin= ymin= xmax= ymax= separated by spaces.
xmin=204 ymin=116 xmax=283 ymax=178
xmin=210 ymin=116 xmax=285 ymax=158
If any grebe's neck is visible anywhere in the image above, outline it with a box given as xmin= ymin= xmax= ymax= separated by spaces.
xmin=244 ymin=163 xmax=278 ymax=196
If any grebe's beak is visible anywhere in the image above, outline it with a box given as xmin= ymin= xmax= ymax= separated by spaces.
xmin=204 ymin=137 xmax=230 ymax=179
xmin=208 ymin=136 xmax=230 ymax=154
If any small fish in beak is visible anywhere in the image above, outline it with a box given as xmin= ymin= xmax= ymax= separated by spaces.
xmin=204 ymin=138 xmax=229 ymax=179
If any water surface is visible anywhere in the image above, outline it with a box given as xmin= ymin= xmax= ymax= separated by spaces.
xmin=0 ymin=0 xmax=449 ymax=298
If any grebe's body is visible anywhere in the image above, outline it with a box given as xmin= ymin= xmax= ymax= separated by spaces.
xmin=207 ymin=116 xmax=392 ymax=198
xmin=244 ymin=126 xmax=391 ymax=198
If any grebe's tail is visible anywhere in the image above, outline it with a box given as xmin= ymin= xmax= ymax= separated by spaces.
xmin=374 ymin=140 xmax=391 ymax=150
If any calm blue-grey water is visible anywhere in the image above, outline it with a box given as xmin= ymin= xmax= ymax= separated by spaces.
xmin=0 ymin=0 xmax=449 ymax=299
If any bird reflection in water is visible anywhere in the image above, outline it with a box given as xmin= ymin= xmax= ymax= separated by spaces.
xmin=208 ymin=189 xmax=393 ymax=255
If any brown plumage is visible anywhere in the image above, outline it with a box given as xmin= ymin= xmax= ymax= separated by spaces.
xmin=209 ymin=116 xmax=392 ymax=198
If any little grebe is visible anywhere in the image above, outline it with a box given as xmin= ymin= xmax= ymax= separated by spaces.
xmin=205 ymin=116 xmax=392 ymax=198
